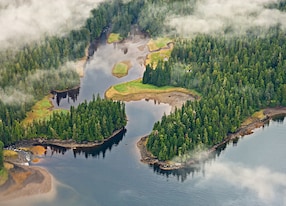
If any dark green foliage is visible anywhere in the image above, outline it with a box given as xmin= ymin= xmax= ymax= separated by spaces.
xmin=145 ymin=27 xmax=286 ymax=161
xmin=0 ymin=95 xmax=126 ymax=144
xmin=0 ymin=141 xmax=3 ymax=169
xmin=29 ymin=95 xmax=126 ymax=143
xmin=0 ymin=0 xmax=146 ymax=146
xmin=0 ymin=0 xmax=156 ymax=125
xmin=142 ymin=61 xmax=171 ymax=86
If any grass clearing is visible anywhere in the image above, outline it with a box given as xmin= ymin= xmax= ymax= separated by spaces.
xmin=147 ymin=37 xmax=172 ymax=51
xmin=107 ymin=33 xmax=122 ymax=44
xmin=112 ymin=61 xmax=131 ymax=78
xmin=105 ymin=78 xmax=200 ymax=101
xmin=22 ymin=95 xmax=68 ymax=126
xmin=252 ymin=110 xmax=265 ymax=119
xmin=146 ymin=37 xmax=173 ymax=67
xmin=241 ymin=110 xmax=266 ymax=126
xmin=113 ymin=78 xmax=174 ymax=93
xmin=145 ymin=49 xmax=172 ymax=67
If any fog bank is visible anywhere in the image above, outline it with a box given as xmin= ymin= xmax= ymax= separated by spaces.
xmin=0 ymin=0 xmax=106 ymax=49
xmin=202 ymin=161 xmax=286 ymax=205
xmin=169 ymin=0 xmax=286 ymax=36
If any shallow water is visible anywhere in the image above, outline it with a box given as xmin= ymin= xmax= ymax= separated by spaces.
xmin=32 ymin=38 xmax=286 ymax=206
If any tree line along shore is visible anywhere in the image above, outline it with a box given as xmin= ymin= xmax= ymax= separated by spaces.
xmin=138 ymin=31 xmax=286 ymax=163
xmin=1 ymin=0 xmax=286 ymax=196
xmin=137 ymin=107 xmax=286 ymax=170
xmin=105 ymin=25 xmax=286 ymax=167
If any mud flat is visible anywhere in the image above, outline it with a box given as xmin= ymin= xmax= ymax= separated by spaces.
xmin=0 ymin=164 xmax=55 ymax=204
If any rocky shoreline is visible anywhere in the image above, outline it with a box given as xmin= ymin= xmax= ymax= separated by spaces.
xmin=15 ymin=128 xmax=125 ymax=150
xmin=137 ymin=107 xmax=286 ymax=171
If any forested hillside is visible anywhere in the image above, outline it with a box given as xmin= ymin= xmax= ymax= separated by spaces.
xmin=145 ymin=27 xmax=286 ymax=160
xmin=0 ymin=95 xmax=126 ymax=145
xmin=1 ymin=0 xmax=286 ymax=168
xmin=0 ymin=0 xmax=154 ymax=147
xmin=29 ymin=95 xmax=126 ymax=143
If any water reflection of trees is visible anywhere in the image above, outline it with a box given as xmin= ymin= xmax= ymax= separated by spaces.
xmin=151 ymin=142 xmax=228 ymax=182
xmin=272 ymin=115 xmax=285 ymax=123
xmin=51 ymin=87 xmax=80 ymax=106
xmin=152 ymin=116 xmax=286 ymax=182
xmin=46 ymin=129 xmax=126 ymax=159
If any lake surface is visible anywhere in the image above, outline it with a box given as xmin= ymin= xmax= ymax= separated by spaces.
xmin=35 ymin=38 xmax=286 ymax=206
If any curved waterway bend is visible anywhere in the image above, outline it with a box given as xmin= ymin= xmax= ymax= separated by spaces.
xmin=36 ymin=39 xmax=286 ymax=206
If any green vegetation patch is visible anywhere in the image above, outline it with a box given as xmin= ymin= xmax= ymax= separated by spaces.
xmin=112 ymin=61 xmax=131 ymax=78
xmin=0 ymin=168 xmax=8 ymax=186
xmin=241 ymin=110 xmax=266 ymax=127
xmin=105 ymin=78 xmax=199 ymax=101
xmin=146 ymin=37 xmax=173 ymax=67
xmin=146 ymin=49 xmax=172 ymax=67
xmin=22 ymin=95 xmax=68 ymax=126
xmin=107 ymin=33 xmax=122 ymax=44
xmin=147 ymin=37 xmax=172 ymax=51
xmin=114 ymin=78 xmax=174 ymax=93
xmin=3 ymin=150 xmax=18 ymax=158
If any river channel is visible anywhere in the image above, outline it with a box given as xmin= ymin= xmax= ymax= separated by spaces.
xmin=33 ymin=37 xmax=286 ymax=206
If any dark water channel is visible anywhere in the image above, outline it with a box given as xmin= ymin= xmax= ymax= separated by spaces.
xmin=35 ymin=38 xmax=286 ymax=206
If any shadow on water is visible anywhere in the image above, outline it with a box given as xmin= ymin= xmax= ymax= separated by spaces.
xmin=272 ymin=115 xmax=285 ymax=123
xmin=72 ymin=128 xmax=126 ymax=159
xmin=156 ymin=115 xmax=286 ymax=182
xmin=51 ymin=87 xmax=80 ymax=106
xmin=149 ymin=139 xmax=231 ymax=182
xmin=41 ymin=128 xmax=126 ymax=159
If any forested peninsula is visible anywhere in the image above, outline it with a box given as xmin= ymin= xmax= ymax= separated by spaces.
xmin=0 ymin=0 xmax=151 ymax=181
xmin=140 ymin=30 xmax=286 ymax=167
xmin=1 ymin=0 xmax=286 ymax=180
xmin=0 ymin=1 xmax=153 ymax=146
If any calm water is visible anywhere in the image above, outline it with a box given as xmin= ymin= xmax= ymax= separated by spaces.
xmin=34 ymin=39 xmax=286 ymax=206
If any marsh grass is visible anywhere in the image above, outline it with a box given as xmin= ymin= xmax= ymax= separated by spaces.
xmin=241 ymin=110 xmax=266 ymax=126
xmin=112 ymin=61 xmax=131 ymax=78
xmin=107 ymin=33 xmax=122 ymax=44
xmin=146 ymin=37 xmax=173 ymax=67
xmin=147 ymin=37 xmax=172 ymax=51
xmin=105 ymin=78 xmax=199 ymax=101
xmin=22 ymin=95 xmax=68 ymax=126
xmin=0 ymin=168 xmax=8 ymax=186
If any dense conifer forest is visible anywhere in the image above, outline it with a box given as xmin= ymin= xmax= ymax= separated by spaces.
xmin=144 ymin=28 xmax=286 ymax=160
xmin=1 ymin=0 xmax=286 ymax=167
xmin=29 ymin=95 xmax=126 ymax=143
xmin=0 ymin=0 xmax=155 ymax=148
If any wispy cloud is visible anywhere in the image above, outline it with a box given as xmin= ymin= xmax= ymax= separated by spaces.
xmin=203 ymin=161 xmax=286 ymax=204
xmin=168 ymin=0 xmax=286 ymax=36
xmin=0 ymin=0 xmax=106 ymax=49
